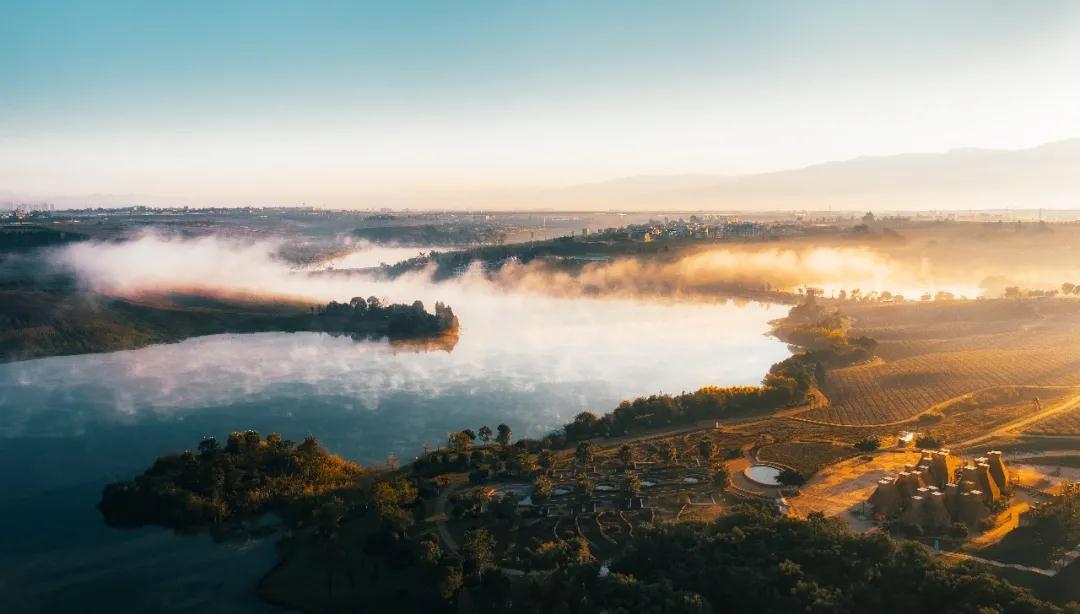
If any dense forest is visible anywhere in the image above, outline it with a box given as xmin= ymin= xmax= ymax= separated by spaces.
xmin=100 ymin=432 xmax=1076 ymax=614
xmin=99 ymin=431 xmax=362 ymax=530
xmin=515 ymin=506 xmax=1070 ymax=614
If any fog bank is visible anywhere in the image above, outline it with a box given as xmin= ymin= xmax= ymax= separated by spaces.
xmin=50 ymin=233 xmax=981 ymax=304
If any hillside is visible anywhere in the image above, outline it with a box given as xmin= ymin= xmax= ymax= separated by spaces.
xmin=533 ymin=139 xmax=1080 ymax=211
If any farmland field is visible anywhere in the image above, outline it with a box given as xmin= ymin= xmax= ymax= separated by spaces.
xmin=1024 ymin=403 xmax=1080 ymax=436
xmin=756 ymin=441 xmax=859 ymax=477
xmin=800 ymin=300 xmax=1080 ymax=426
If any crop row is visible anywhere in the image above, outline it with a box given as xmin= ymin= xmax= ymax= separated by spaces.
xmin=808 ymin=348 xmax=1080 ymax=426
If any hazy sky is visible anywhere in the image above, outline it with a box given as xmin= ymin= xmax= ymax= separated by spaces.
xmin=3 ymin=1 xmax=1080 ymax=206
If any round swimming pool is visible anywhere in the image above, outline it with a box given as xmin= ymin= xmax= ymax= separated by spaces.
xmin=744 ymin=464 xmax=782 ymax=486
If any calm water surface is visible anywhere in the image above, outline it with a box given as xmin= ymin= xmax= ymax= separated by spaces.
xmin=0 ymin=287 xmax=789 ymax=612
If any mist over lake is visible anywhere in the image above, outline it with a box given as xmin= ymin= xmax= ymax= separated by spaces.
xmin=0 ymin=284 xmax=788 ymax=612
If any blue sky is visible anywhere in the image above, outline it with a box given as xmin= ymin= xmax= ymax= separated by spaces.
xmin=2 ymin=1 xmax=1080 ymax=205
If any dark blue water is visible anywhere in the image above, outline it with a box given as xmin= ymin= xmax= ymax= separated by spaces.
xmin=0 ymin=295 xmax=788 ymax=612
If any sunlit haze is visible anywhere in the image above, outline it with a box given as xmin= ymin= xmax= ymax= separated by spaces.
xmin=3 ymin=1 xmax=1080 ymax=208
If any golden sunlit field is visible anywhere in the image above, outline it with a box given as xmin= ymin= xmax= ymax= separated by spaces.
xmin=802 ymin=299 xmax=1080 ymax=426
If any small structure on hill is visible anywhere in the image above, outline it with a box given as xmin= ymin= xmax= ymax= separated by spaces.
xmin=868 ymin=449 xmax=1010 ymax=531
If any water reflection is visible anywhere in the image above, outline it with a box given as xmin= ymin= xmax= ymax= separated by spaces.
xmin=0 ymin=289 xmax=789 ymax=612
xmin=318 ymin=245 xmax=449 ymax=270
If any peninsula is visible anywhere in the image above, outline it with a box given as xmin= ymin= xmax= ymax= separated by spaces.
xmin=0 ymin=290 xmax=459 ymax=362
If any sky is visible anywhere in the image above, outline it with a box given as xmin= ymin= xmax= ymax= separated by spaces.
xmin=2 ymin=0 xmax=1080 ymax=207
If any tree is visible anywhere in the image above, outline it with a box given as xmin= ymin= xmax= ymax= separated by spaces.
xmin=565 ymin=536 xmax=594 ymax=566
xmin=533 ymin=475 xmax=554 ymax=503
xmin=463 ymin=528 xmax=496 ymax=575
xmin=567 ymin=411 xmax=600 ymax=440
xmin=496 ymin=424 xmax=512 ymax=447
xmin=438 ymin=565 xmax=462 ymax=601
xmin=372 ymin=479 xmax=417 ymax=518
xmin=1030 ymin=480 xmax=1080 ymax=556
xmin=535 ymin=540 xmax=564 ymax=569
xmin=448 ymin=431 xmax=471 ymax=453
xmin=710 ymin=464 xmax=731 ymax=493
xmin=777 ymin=468 xmax=806 ymax=486
xmin=619 ymin=444 xmax=635 ymax=468
xmin=317 ymin=496 xmax=347 ymax=541
xmin=511 ymin=448 xmax=535 ymax=476
xmin=576 ymin=441 xmax=596 ymax=467
xmin=915 ymin=433 xmax=945 ymax=449
xmin=265 ymin=432 xmax=285 ymax=451
xmin=418 ymin=538 xmax=442 ymax=567
xmin=697 ymin=437 xmax=714 ymax=464
xmin=491 ymin=493 xmax=521 ymax=526
xmin=537 ymin=450 xmax=555 ymax=473
xmin=626 ymin=472 xmax=641 ymax=496
xmin=659 ymin=441 xmax=678 ymax=464
xmin=98 ymin=433 xmax=362 ymax=531
xmin=1063 ymin=282 xmax=1076 ymax=296
xmin=198 ymin=437 xmax=218 ymax=454
xmin=576 ymin=472 xmax=595 ymax=498
xmin=854 ymin=436 xmax=881 ymax=453
xmin=947 ymin=522 xmax=970 ymax=540
xmin=536 ymin=537 xmax=594 ymax=569
xmin=478 ymin=425 xmax=493 ymax=444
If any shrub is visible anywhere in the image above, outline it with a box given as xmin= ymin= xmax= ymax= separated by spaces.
xmin=947 ymin=522 xmax=970 ymax=539
xmin=776 ymin=468 xmax=806 ymax=486
xmin=915 ymin=433 xmax=945 ymax=449
xmin=854 ymin=436 xmax=881 ymax=452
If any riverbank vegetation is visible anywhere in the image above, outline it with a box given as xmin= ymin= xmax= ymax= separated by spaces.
xmin=0 ymin=290 xmax=458 ymax=362
xmin=554 ymin=296 xmax=872 ymax=443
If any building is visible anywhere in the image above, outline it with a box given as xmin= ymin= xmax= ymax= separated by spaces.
xmin=868 ymin=449 xmax=1010 ymax=530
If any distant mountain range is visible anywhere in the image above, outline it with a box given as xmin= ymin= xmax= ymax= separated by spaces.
xmin=527 ymin=139 xmax=1080 ymax=211
xmin=5 ymin=139 xmax=1079 ymax=211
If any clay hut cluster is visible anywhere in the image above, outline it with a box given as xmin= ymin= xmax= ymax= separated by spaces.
xmin=868 ymin=450 xmax=1010 ymax=531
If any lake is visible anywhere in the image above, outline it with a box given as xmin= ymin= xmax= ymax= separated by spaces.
xmin=0 ymin=282 xmax=789 ymax=612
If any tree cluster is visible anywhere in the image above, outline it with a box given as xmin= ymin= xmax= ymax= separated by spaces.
xmin=98 ymin=431 xmax=362 ymax=531
xmin=317 ymin=297 xmax=459 ymax=336
xmin=520 ymin=506 xmax=1065 ymax=613
xmin=560 ymin=353 xmax=817 ymax=442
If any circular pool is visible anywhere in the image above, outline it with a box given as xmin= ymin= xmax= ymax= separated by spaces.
xmin=743 ymin=464 xmax=782 ymax=486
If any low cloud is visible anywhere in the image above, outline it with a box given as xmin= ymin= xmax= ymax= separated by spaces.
xmin=48 ymin=232 xmax=981 ymax=303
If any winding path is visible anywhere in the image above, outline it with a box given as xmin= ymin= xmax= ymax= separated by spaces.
xmin=952 ymin=390 xmax=1080 ymax=451
xmin=434 ymin=481 xmax=466 ymax=553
